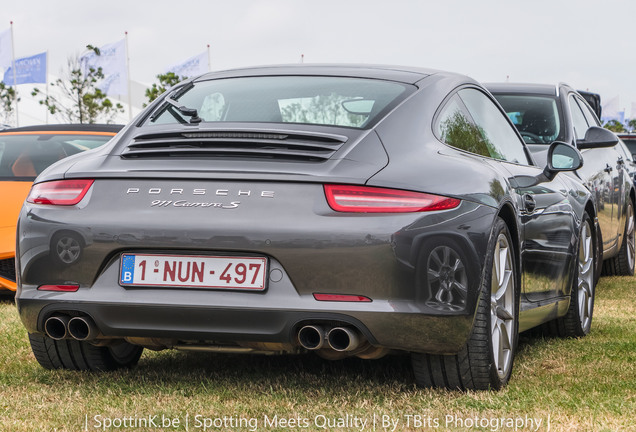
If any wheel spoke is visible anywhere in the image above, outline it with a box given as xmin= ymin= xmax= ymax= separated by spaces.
xmin=442 ymin=246 xmax=450 ymax=266
xmin=578 ymin=282 xmax=588 ymax=319
xmin=493 ymin=242 xmax=501 ymax=287
xmin=451 ymin=258 xmax=464 ymax=273
xmin=495 ymin=269 xmax=512 ymax=301
xmin=498 ymin=245 xmax=509 ymax=287
xmin=491 ymin=322 xmax=501 ymax=369
xmin=496 ymin=305 xmax=514 ymax=321
xmin=451 ymin=281 xmax=467 ymax=298
xmin=427 ymin=269 xmax=440 ymax=281
xmin=430 ymin=251 xmax=443 ymax=267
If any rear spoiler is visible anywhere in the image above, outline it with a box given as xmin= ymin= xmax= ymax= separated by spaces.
xmin=577 ymin=90 xmax=602 ymax=119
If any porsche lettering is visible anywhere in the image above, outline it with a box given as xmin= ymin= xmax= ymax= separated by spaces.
xmin=126 ymin=187 xmax=275 ymax=198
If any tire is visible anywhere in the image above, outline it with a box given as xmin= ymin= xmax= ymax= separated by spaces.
xmin=602 ymin=198 xmax=635 ymax=276
xmin=28 ymin=333 xmax=143 ymax=371
xmin=412 ymin=218 xmax=519 ymax=390
xmin=544 ymin=213 xmax=595 ymax=337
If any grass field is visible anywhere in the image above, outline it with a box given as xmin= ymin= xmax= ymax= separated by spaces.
xmin=0 ymin=276 xmax=634 ymax=432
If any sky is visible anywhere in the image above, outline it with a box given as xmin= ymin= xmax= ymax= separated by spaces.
xmin=2 ymin=0 xmax=635 ymax=126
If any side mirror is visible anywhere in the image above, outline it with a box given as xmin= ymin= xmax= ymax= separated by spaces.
xmin=544 ymin=141 xmax=583 ymax=180
xmin=576 ymin=126 xmax=619 ymax=149
xmin=341 ymin=99 xmax=375 ymax=115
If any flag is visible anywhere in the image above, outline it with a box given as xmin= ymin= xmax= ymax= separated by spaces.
xmin=0 ymin=28 xmax=12 ymax=69
xmin=81 ymin=39 xmax=127 ymax=95
xmin=166 ymin=51 xmax=208 ymax=79
xmin=3 ymin=51 xmax=46 ymax=85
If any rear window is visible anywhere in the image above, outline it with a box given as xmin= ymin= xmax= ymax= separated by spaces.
xmin=147 ymin=76 xmax=413 ymax=129
xmin=0 ymin=133 xmax=114 ymax=180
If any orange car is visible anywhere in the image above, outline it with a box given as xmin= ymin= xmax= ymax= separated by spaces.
xmin=0 ymin=124 xmax=123 ymax=291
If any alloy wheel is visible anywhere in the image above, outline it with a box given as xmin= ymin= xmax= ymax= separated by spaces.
xmin=490 ymin=233 xmax=515 ymax=380
xmin=626 ymin=203 xmax=635 ymax=271
xmin=577 ymin=218 xmax=594 ymax=331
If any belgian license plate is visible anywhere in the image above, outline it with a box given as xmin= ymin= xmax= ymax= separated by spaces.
xmin=119 ymin=254 xmax=267 ymax=290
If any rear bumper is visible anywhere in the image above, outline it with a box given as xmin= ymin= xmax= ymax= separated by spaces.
xmin=18 ymin=253 xmax=477 ymax=354
xmin=18 ymin=300 xmax=475 ymax=355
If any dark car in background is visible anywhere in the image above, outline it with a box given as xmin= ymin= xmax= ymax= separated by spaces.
xmin=487 ymin=83 xmax=635 ymax=277
xmin=616 ymin=138 xmax=636 ymax=186
xmin=16 ymin=66 xmax=598 ymax=390
xmin=0 ymin=124 xmax=123 ymax=292
xmin=617 ymin=133 xmax=636 ymax=158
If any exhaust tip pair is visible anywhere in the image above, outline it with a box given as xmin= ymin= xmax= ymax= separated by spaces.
xmin=298 ymin=325 xmax=361 ymax=352
xmin=44 ymin=315 xmax=98 ymax=341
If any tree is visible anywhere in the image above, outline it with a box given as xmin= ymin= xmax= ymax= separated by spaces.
xmin=31 ymin=46 xmax=124 ymax=124
xmin=628 ymin=118 xmax=636 ymax=133
xmin=144 ymin=72 xmax=186 ymax=107
xmin=603 ymin=119 xmax=626 ymax=133
xmin=0 ymin=81 xmax=20 ymax=125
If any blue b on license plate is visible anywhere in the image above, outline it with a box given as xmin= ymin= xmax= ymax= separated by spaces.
xmin=119 ymin=254 xmax=267 ymax=290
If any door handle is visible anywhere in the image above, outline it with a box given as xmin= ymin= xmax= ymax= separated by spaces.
xmin=523 ymin=194 xmax=536 ymax=213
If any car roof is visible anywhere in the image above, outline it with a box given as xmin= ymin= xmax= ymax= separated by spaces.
xmin=485 ymin=82 xmax=561 ymax=96
xmin=195 ymin=64 xmax=457 ymax=85
xmin=0 ymin=124 xmax=124 ymax=134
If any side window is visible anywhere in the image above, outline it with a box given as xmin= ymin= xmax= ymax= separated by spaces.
xmin=569 ymin=95 xmax=591 ymax=140
xmin=576 ymin=96 xmax=601 ymax=127
xmin=435 ymin=94 xmax=491 ymax=158
xmin=457 ymin=88 xmax=530 ymax=165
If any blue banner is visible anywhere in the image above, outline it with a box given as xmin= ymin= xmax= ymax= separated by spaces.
xmin=3 ymin=51 xmax=47 ymax=85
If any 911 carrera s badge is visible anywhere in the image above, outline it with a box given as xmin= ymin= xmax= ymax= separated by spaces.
xmin=150 ymin=200 xmax=240 ymax=209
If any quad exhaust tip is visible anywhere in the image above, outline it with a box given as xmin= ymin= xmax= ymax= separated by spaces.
xmin=44 ymin=315 xmax=70 ymax=340
xmin=298 ymin=325 xmax=326 ymax=350
xmin=298 ymin=325 xmax=363 ymax=352
xmin=67 ymin=316 xmax=99 ymax=341
xmin=44 ymin=314 xmax=100 ymax=341
xmin=327 ymin=327 xmax=361 ymax=352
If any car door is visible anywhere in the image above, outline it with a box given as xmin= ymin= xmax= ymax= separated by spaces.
xmin=455 ymin=88 xmax=578 ymax=302
xmin=568 ymin=93 xmax=622 ymax=253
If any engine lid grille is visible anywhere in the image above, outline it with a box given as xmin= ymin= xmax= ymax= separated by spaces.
xmin=121 ymin=130 xmax=348 ymax=162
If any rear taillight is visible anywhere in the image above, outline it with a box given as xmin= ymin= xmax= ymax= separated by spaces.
xmin=324 ymin=184 xmax=460 ymax=213
xmin=27 ymin=179 xmax=94 ymax=206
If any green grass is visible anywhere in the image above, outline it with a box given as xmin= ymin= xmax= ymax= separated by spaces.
xmin=0 ymin=276 xmax=634 ymax=432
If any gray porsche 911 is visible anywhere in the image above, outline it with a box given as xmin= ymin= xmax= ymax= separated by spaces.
xmin=16 ymin=65 xmax=598 ymax=390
